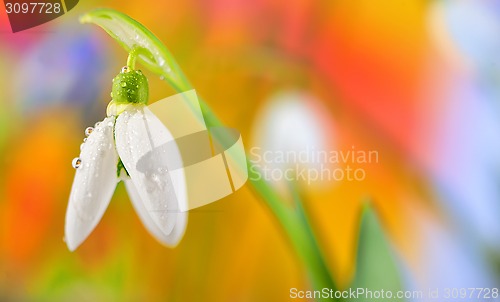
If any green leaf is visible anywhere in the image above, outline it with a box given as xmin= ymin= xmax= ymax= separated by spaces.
xmin=80 ymin=8 xmax=190 ymax=91
xmin=349 ymin=205 xmax=404 ymax=301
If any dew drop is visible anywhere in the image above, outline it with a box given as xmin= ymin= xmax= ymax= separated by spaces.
xmin=83 ymin=138 xmax=87 ymax=143
xmin=158 ymin=57 xmax=166 ymax=67
xmin=95 ymin=121 xmax=102 ymax=128
xmin=121 ymin=66 xmax=129 ymax=73
xmin=159 ymin=75 xmax=165 ymax=81
xmin=80 ymin=143 xmax=85 ymax=151
xmin=110 ymin=92 xmax=113 ymax=98
xmin=72 ymin=157 xmax=82 ymax=169
xmin=85 ymin=127 xmax=94 ymax=136
xmin=121 ymin=82 xmax=127 ymax=88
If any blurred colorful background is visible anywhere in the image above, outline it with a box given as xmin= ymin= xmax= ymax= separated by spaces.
xmin=2 ymin=0 xmax=500 ymax=301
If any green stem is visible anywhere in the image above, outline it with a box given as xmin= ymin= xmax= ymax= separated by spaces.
xmin=126 ymin=47 xmax=149 ymax=70
xmin=251 ymin=173 xmax=337 ymax=293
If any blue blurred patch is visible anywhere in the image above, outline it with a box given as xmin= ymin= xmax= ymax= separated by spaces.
xmin=14 ymin=26 xmax=114 ymax=118
xmin=442 ymin=0 xmax=500 ymax=70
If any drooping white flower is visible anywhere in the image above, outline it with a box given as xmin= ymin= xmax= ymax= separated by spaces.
xmin=65 ymin=67 xmax=187 ymax=251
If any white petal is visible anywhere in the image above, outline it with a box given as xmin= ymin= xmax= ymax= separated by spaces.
xmin=65 ymin=117 xmax=118 ymax=251
xmin=115 ymin=105 xmax=187 ymax=239
xmin=124 ymin=179 xmax=187 ymax=246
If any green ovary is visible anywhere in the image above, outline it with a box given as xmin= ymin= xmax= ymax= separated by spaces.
xmin=109 ymin=67 xmax=149 ymax=177
xmin=111 ymin=69 xmax=149 ymax=105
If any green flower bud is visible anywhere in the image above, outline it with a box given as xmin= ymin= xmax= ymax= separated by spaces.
xmin=111 ymin=68 xmax=149 ymax=104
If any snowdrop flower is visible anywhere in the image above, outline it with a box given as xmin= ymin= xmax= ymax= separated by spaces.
xmin=65 ymin=66 xmax=187 ymax=251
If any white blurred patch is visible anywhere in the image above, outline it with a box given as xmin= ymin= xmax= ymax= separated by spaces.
xmin=428 ymin=0 xmax=500 ymax=71
xmin=250 ymin=91 xmax=336 ymax=194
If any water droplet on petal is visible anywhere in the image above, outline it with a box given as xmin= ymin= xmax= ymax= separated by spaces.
xmin=159 ymin=75 xmax=165 ymax=81
xmin=80 ymin=143 xmax=85 ymax=150
xmin=121 ymin=66 xmax=129 ymax=73
xmin=72 ymin=157 xmax=82 ymax=169
xmin=84 ymin=127 xmax=94 ymax=136
xmin=83 ymin=138 xmax=87 ymax=143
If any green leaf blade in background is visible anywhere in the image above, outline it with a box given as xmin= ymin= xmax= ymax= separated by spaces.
xmin=350 ymin=205 xmax=405 ymax=301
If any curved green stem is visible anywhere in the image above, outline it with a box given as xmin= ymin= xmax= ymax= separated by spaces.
xmin=126 ymin=47 xmax=148 ymax=70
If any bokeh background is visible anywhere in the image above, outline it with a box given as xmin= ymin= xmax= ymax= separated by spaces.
xmin=1 ymin=0 xmax=500 ymax=301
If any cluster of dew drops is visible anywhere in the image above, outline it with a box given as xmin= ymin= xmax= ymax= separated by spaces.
xmin=70 ymin=65 xmax=160 ymax=171
xmin=71 ymin=125 xmax=97 ymax=169
xmin=116 ymin=66 xmax=131 ymax=90
xmin=71 ymin=66 xmax=131 ymax=170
